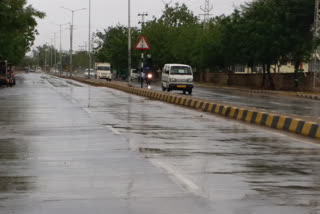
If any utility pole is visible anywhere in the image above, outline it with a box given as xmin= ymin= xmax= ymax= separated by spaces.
xmin=161 ymin=0 xmax=172 ymax=9
xmin=88 ymin=0 xmax=92 ymax=79
xmin=313 ymin=0 xmax=320 ymax=89
xmin=62 ymin=7 xmax=86 ymax=77
xmin=200 ymin=0 xmax=213 ymax=27
xmin=138 ymin=13 xmax=148 ymax=88
xmin=54 ymin=33 xmax=57 ymax=73
xmin=138 ymin=12 xmax=148 ymax=29
xmin=44 ymin=45 xmax=48 ymax=73
xmin=128 ymin=0 xmax=132 ymax=86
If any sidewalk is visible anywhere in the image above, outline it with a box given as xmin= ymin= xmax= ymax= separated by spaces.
xmin=195 ymin=82 xmax=320 ymax=100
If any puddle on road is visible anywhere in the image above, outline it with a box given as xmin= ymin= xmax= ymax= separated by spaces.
xmin=0 ymin=176 xmax=36 ymax=192
xmin=65 ymin=81 xmax=83 ymax=87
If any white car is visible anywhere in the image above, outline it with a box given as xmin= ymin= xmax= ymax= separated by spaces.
xmin=84 ymin=69 xmax=95 ymax=78
xmin=130 ymin=69 xmax=140 ymax=81
xmin=161 ymin=64 xmax=194 ymax=95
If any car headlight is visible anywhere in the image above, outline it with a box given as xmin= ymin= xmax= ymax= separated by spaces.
xmin=147 ymin=74 xmax=153 ymax=78
xmin=187 ymin=78 xmax=193 ymax=83
xmin=170 ymin=78 xmax=176 ymax=82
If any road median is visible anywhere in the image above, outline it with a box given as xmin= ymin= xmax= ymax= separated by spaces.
xmin=58 ymin=75 xmax=320 ymax=140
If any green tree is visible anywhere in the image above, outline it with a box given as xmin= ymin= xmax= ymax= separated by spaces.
xmin=0 ymin=0 xmax=45 ymax=64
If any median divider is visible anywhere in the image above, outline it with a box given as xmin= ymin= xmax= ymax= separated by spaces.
xmin=64 ymin=76 xmax=320 ymax=140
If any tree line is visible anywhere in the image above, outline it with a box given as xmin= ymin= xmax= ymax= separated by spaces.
xmin=0 ymin=0 xmax=45 ymax=64
xmin=94 ymin=0 xmax=318 ymax=88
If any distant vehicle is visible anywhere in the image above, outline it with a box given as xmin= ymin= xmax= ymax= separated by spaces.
xmin=0 ymin=61 xmax=9 ymax=86
xmin=84 ymin=69 xmax=95 ymax=78
xmin=30 ymin=68 xmax=35 ymax=72
xmin=161 ymin=64 xmax=194 ymax=95
xmin=95 ymin=62 xmax=112 ymax=81
xmin=130 ymin=69 xmax=139 ymax=81
xmin=36 ymin=67 xmax=41 ymax=73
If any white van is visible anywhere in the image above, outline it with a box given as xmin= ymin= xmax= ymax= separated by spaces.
xmin=161 ymin=64 xmax=194 ymax=94
xmin=95 ymin=63 xmax=112 ymax=81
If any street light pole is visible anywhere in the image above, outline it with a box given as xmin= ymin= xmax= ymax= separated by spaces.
xmin=61 ymin=7 xmax=86 ymax=77
xmin=54 ymin=32 xmax=57 ymax=73
xmin=88 ymin=0 xmax=92 ymax=79
xmin=128 ymin=0 xmax=132 ymax=86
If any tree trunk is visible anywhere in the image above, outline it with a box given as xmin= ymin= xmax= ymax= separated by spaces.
xmin=261 ymin=64 xmax=266 ymax=89
xmin=266 ymin=63 xmax=275 ymax=90
xmin=294 ymin=61 xmax=300 ymax=90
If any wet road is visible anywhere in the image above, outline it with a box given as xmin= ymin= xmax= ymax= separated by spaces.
xmin=131 ymin=80 xmax=320 ymax=119
xmin=1 ymin=73 xmax=320 ymax=213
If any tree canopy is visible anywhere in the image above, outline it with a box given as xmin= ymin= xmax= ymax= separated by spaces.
xmin=94 ymin=0 xmax=317 ymax=82
xmin=0 ymin=0 xmax=45 ymax=63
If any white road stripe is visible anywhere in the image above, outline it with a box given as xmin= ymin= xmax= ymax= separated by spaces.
xmin=150 ymin=159 xmax=201 ymax=196
xmin=71 ymin=99 xmax=77 ymax=104
xmin=83 ymin=108 xmax=92 ymax=114
xmin=106 ymin=125 xmax=121 ymax=135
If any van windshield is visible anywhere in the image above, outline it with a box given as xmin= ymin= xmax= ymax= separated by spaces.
xmin=97 ymin=66 xmax=110 ymax=71
xmin=170 ymin=66 xmax=192 ymax=75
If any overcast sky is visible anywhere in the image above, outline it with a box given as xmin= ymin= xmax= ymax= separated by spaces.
xmin=27 ymin=0 xmax=248 ymax=51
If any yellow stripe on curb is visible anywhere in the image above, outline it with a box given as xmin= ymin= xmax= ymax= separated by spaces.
xmin=195 ymin=101 xmax=202 ymax=109
xmin=316 ymin=127 xmax=320 ymax=139
xmin=255 ymin=112 xmax=264 ymax=125
xmin=190 ymin=100 xmax=196 ymax=107
xmin=302 ymin=122 xmax=314 ymax=136
xmin=245 ymin=111 xmax=253 ymax=122
xmin=175 ymin=97 xmax=180 ymax=104
xmin=237 ymin=109 xmax=244 ymax=120
xmin=229 ymin=107 xmax=236 ymax=118
xmin=266 ymin=115 xmax=274 ymax=127
xmin=222 ymin=106 xmax=228 ymax=116
xmin=215 ymin=104 xmax=221 ymax=113
xmin=202 ymin=102 xmax=208 ymax=111
xmin=180 ymin=98 xmax=185 ymax=105
xmin=277 ymin=116 xmax=286 ymax=129
xmin=208 ymin=104 xmax=214 ymax=112
xmin=289 ymin=119 xmax=300 ymax=132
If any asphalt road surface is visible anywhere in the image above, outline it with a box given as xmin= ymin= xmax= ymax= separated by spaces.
xmin=0 ymin=73 xmax=320 ymax=213
xmin=130 ymin=80 xmax=320 ymax=119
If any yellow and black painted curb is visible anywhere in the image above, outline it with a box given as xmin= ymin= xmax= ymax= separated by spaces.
xmin=69 ymin=77 xmax=320 ymax=140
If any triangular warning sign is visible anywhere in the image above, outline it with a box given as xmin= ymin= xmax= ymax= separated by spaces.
xmin=135 ymin=35 xmax=150 ymax=50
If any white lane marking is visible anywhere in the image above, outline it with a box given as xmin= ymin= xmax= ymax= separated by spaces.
xmin=106 ymin=125 xmax=121 ymax=135
xmin=71 ymin=99 xmax=77 ymax=104
xmin=150 ymin=159 xmax=201 ymax=196
xmin=269 ymin=102 xmax=282 ymax=105
xmin=83 ymin=108 xmax=92 ymax=114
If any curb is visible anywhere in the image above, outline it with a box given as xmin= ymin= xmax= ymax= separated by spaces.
xmin=297 ymin=94 xmax=320 ymax=100
xmin=66 ymin=77 xmax=320 ymax=140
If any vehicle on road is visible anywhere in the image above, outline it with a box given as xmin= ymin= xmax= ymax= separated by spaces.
xmin=95 ymin=63 xmax=112 ymax=81
xmin=84 ymin=69 xmax=95 ymax=78
xmin=130 ymin=69 xmax=139 ymax=82
xmin=161 ymin=64 xmax=194 ymax=95
xmin=145 ymin=70 xmax=153 ymax=89
xmin=0 ymin=61 xmax=15 ymax=87
xmin=36 ymin=67 xmax=41 ymax=73
xmin=0 ymin=61 xmax=8 ymax=86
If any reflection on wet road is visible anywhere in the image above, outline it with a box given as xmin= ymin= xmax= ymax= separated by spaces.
xmin=0 ymin=73 xmax=320 ymax=213
xmin=131 ymin=81 xmax=320 ymax=119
